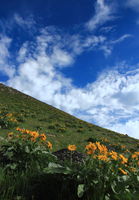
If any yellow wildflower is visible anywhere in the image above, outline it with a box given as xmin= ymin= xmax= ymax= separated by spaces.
xmin=130 ymin=167 xmax=136 ymax=172
xmin=24 ymin=129 xmax=31 ymax=134
xmin=47 ymin=141 xmax=52 ymax=149
xmin=132 ymin=152 xmax=139 ymax=160
xmin=6 ymin=113 xmax=13 ymax=117
xmin=132 ymin=154 xmax=138 ymax=159
xmin=85 ymin=142 xmax=97 ymax=154
xmin=121 ymin=145 xmax=126 ymax=149
xmin=119 ymin=154 xmax=128 ymax=164
xmin=8 ymin=132 xmax=14 ymax=139
xmin=101 ymin=144 xmax=108 ymax=154
xmin=135 ymin=152 xmax=139 ymax=156
xmin=125 ymin=149 xmax=130 ymax=153
xmin=109 ymin=151 xmax=118 ymax=160
xmin=97 ymin=154 xmax=108 ymax=161
xmin=30 ymin=131 xmax=39 ymax=138
xmin=68 ymin=145 xmax=76 ymax=151
xmin=96 ymin=142 xmax=108 ymax=154
xmin=39 ymin=133 xmax=47 ymax=141
xmin=16 ymin=127 xmax=21 ymax=131
xmin=118 ymin=168 xmax=128 ymax=175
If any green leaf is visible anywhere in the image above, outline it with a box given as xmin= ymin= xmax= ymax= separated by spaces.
xmin=43 ymin=162 xmax=72 ymax=175
xmin=122 ymin=175 xmax=129 ymax=182
xmin=25 ymin=146 xmax=30 ymax=153
xmin=111 ymin=181 xmax=119 ymax=194
xmin=10 ymin=163 xmax=17 ymax=170
xmin=6 ymin=163 xmax=17 ymax=170
xmin=92 ymin=180 xmax=99 ymax=185
xmin=105 ymin=195 xmax=110 ymax=200
xmin=77 ymin=184 xmax=85 ymax=198
xmin=4 ymin=151 xmax=13 ymax=159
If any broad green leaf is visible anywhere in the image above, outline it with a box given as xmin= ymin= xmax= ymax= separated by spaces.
xmin=77 ymin=184 xmax=85 ymax=198
xmin=43 ymin=162 xmax=72 ymax=175
xmin=105 ymin=195 xmax=110 ymax=200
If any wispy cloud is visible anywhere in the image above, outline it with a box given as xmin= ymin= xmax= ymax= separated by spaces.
xmin=99 ymin=34 xmax=132 ymax=56
xmin=86 ymin=0 xmax=115 ymax=31
xmin=14 ymin=14 xmax=36 ymax=29
xmin=110 ymin=34 xmax=132 ymax=44
xmin=69 ymin=34 xmax=106 ymax=55
xmin=126 ymin=0 xmax=139 ymax=12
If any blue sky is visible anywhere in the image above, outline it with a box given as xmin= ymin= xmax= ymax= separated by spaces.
xmin=0 ymin=0 xmax=139 ymax=139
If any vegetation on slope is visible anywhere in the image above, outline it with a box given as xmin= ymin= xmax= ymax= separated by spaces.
xmin=0 ymin=83 xmax=139 ymax=199
xmin=0 ymin=127 xmax=139 ymax=200
xmin=0 ymin=83 xmax=139 ymax=152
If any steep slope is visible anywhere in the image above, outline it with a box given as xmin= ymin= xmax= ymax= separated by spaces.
xmin=0 ymin=83 xmax=139 ymax=151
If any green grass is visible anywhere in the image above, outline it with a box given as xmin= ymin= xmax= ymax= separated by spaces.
xmin=0 ymin=83 xmax=139 ymax=152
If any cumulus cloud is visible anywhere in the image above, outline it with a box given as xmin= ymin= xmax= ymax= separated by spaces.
xmin=107 ymin=120 xmax=139 ymax=139
xmin=1 ymin=13 xmax=139 ymax=139
xmin=7 ymin=45 xmax=139 ymax=139
xmin=51 ymin=47 xmax=74 ymax=67
xmin=0 ymin=35 xmax=15 ymax=78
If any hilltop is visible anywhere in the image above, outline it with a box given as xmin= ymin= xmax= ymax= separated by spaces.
xmin=0 ymin=83 xmax=139 ymax=152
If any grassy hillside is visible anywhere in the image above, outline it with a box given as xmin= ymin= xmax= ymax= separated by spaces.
xmin=0 ymin=83 xmax=139 ymax=152
xmin=0 ymin=83 xmax=139 ymax=200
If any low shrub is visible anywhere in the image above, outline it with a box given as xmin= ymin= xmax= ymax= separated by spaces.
xmin=0 ymin=129 xmax=139 ymax=200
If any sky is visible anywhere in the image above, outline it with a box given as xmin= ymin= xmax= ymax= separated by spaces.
xmin=0 ymin=0 xmax=139 ymax=139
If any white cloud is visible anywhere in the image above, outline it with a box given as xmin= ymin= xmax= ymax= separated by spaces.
xmin=1 ymin=14 xmax=139 ymax=139
xmin=83 ymin=35 xmax=106 ymax=48
xmin=100 ymin=26 xmax=116 ymax=33
xmin=51 ymin=47 xmax=73 ymax=67
xmin=0 ymin=35 xmax=15 ymax=78
xmin=107 ymin=120 xmax=139 ymax=139
xmin=7 ymin=50 xmax=139 ymax=140
xmin=17 ymin=42 xmax=29 ymax=62
xmin=68 ymin=34 xmax=107 ymax=55
xmin=110 ymin=34 xmax=132 ymax=44
xmin=0 ymin=35 xmax=11 ymax=63
xmin=6 ymin=30 xmax=73 ymax=105
xmin=86 ymin=0 xmax=115 ymax=31
xmin=14 ymin=14 xmax=36 ymax=29
xmin=99 ymin=34 xmax=132 ymax=56
xmin=126 ymin=0 xmax=139 ymax=12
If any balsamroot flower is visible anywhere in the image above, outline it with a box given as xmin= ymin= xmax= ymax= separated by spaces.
xmin=30 ymin=131 xmax=39 ymax=138
xmin=96 ymin=142 xmax=108 ymax=154
xmin=118 ymin=168 xmax=128 ymax=175
xmin=8 ymin=132 xmax=14 ymax=139
xmin=39 ymin=133 xmax=47 ymax=141
xmin=109 ymin=151 xmax=118 ymax=160
xmin=85 ymin=142 xmax=97 ymax=155
xmin=97 ymin=154 xmax=108 ymax=161
xmin=119 ymin=154 xmax=128 ymax=164
xmin=47 ymin=141 xmax=52 ymax=149
xmin=132 ymin=152 xmax=139 ymax=160
xmin=68 ymin=145 xmax=76 ymax=151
